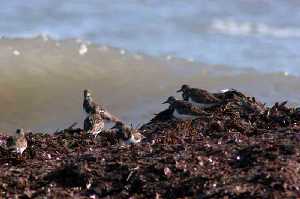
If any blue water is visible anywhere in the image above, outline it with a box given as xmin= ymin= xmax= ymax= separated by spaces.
xmin=0 ymin=0 xmax=300 ymax=73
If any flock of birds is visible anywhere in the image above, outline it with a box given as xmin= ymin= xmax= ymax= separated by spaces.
xmin=7 ymin=84 xmax=242 ymax=156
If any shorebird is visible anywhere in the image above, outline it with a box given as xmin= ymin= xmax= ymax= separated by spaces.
xmin=84 ymin=112 xmax=105 ymax=137
xmin=162 ymin=96 xmax=210 ymax=120
xmin=7 ymin=128 xmax=28 ymax=155
xmin=177 ymin=84 xmax=222 ymax=108
xmin=83 ymin=89 xmax=120 ymax=122
xmin=214 ymin=88 xmax=246 ymax=100
xmin=111 ymin=121 xmax=144 ymax=144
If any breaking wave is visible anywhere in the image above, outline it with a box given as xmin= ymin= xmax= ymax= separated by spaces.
xmin=210 ymin=19 xmax=300 ymax=38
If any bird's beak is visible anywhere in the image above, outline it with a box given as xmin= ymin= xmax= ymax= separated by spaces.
xmin=162 ymin=100 xmax=169 ymax=104
xmin=111 ymin=125 xmax=117 ymax=129
xmin=177 ymin=88 xmax=183 ymax=93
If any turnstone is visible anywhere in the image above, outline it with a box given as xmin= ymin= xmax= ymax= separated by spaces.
xmin=214 ymin=88 xmax=246 ymax=100
xmin=7 ymin=128 xmax=28 ymax=155
xmin=83 ymin=89 xmax=120 ymax=122
xmin=111 ymin=121 xmax=144 ymax=144
xmin=162 ymin=96 xmax=210 ymax=120
xmin=177 ymin=84 xmax=221 ymax=108
xmin=84 ymin=112 xmax=105 ymax=137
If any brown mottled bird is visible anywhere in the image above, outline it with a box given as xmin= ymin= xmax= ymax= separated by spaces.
xmin=162 ymin=96 xmax=210 ymax=120
xmin=84 ymin=112 xmax=105 ymax=137
xmin=83 ymin=89 xmax=120 ymax=122
xmin=213 ymin=88 xmax=246 ymax=100
xmin=7 ymin=128 xmax=28 ymax=155
xmin=177 ymin=84 xmax=222 ymax=108
xmin=111 ymin=121 xmax=145 ymax=144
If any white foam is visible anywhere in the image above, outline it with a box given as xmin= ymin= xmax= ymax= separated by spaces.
xmin=79 ymin=44 xmax=88 ymax=55
xmin=41 ymin=33 xmax=49 ymax=42
xmin=120 ymin=49 xmax=126 ymax=55
xmin=166 ymin=55 xmax=172 ymax=61
xmin=211 ymin=19 xmax=300 ymax=38
xmin=13 ymin=50 xmax=20 ymax=56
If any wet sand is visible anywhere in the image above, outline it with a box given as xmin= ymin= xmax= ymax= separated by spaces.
xmin=1 ymin=38 xmax=300 ymax=133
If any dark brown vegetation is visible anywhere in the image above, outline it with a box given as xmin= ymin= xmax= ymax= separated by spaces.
xmin=0 ymin=91 xmax=300 ymax=198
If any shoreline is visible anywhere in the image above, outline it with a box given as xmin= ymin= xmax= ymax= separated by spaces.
xmin=1 ymin=37 xmax=300 ymax=133
xmin=0 ymin=91 xmax=300 ymax=198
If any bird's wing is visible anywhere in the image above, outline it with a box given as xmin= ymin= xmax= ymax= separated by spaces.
xmin=175 ymin=101 xmax=206 ymax=116
xmin=123 ymin=126 xmax=132 ymax=139
xmin=190 ymin=89 xmax=220 ymax=103
xmin=189 ymin=104 xmax=209 ymax=115
xmin=83 ymin=100 xmax=89 ymax=113
xmin=84 ymin=116 xmax=91 ymax=131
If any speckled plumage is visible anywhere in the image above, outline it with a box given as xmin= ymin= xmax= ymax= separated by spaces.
xmin=7 ymin=129 xmax=27 ymax=155
xmin=84 ymin=113 xmax=105 ymax=137
xmin=112 ymin=122 xmax=144 ymax=144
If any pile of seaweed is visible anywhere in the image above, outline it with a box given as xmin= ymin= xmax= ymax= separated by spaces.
xmin=0 ymin=91 xmax=300 ymax=198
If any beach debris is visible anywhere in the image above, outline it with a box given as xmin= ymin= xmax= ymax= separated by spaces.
xmin=0 ymin=89 xmax=299 ymax=198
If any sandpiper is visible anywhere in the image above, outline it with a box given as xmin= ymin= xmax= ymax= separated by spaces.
xmin=214 ymin=88 xmax=246 ymax=100
xmin=8 ymin=128 xmax=28 ymax=155
xmin=83 ymin=89 xmax=120 ymax=122
xmin=177 ymin=84 xmax=222 ymax=108
xmin=111 ymin=121 xmax=144 ymax=144
xmin=162 ymin=96 xmax=210 ymax=120
xmin=84 ymin=112 xmax=105 ymax=137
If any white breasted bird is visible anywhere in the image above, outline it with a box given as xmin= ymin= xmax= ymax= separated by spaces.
xmin=111 ymin=121 xmax=145 ymax=144
xmin=162 ymin=96 xmax=210 ymax=120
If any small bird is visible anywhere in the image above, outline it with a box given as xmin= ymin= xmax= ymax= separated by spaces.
xmin=84 ymin=109 xmax=105 ymax=137
xmin=7 ymin=128 xmax=28 ymax=155
xmin=83 ymin=89 xmax=120 ymax=122
xmin=214 ymin=88 xmax=246 ymax=100
xmin=162 ymin=96 xmax=210 ymax=120
xmin=111 ymin=121 xmax=144 ymax=144
xmin=177 ymin=84 xmax=222 ymax=108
